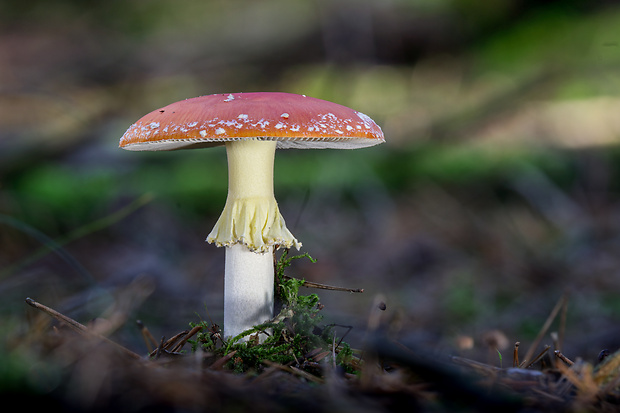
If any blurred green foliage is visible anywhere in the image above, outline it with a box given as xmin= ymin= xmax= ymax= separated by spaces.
xmin=3 ymin=141 xmax=579 ymax=234
xmin=476 ymin=5 xmax=620 ymax=75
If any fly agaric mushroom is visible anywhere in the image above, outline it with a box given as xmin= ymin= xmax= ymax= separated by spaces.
xmin=120 ymin=92 xmax=384 ymax=340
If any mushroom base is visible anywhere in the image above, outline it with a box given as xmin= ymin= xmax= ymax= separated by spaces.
xmin=224 ymin=243 xmax=274 ymax=341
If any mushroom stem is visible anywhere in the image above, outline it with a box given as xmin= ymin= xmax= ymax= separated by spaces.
xmin=208 ymin=139 xmax=299 ymax=340
xmin=227 ymin=139 xmax=277 ymax=201
xmin=225 ymin=243 xmax=273 ymax=339
xmin=207 ymin=140 xmax=301 ymax=252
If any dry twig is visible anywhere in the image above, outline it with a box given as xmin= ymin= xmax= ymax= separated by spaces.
xmin=25 ymin=297 xmax=143 ymax=361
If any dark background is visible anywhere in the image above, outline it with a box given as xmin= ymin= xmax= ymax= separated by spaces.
xmin=2 ymin=0 xmax=620 ymax=369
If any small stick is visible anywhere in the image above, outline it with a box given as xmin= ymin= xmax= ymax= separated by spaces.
xmin=290 ymin=365 xmax=324 ymax=383
xmin=283 ymin=275 xmax=363 ymax=293
xmin=523 ymin=345 xmax=550 ymax=368
xmin=154 ymin=336 xmax=166 ymax=360
xmin=451 ymin=356 xmax=501 ymax=375
xmin=522 ymin=294 xmax=567 ymax=366
xmin=210 ymin=351 xmax=237 ymax=370
xmin=148 ymin=328 xmax=201 ymax=358
xmin=26 ymin=297 xmax=88 ymax=333
xmin=558 ymin=296 xmax=568 ymax=352
xmin=513 ymin=342 xmax=520 ymax=368
xmin=324 ymin=323 xmax=353 ymax=350
xmin=261 ymin=360 xmax=324 ymax=384
xmin=555 ymin=350 xmax=574 ymax=366
xmin=164 ymin=331 xmax=190 ymax=350
xmin=25 ymin=297 xmax=143 ymax=360
xmin=171 ymin=324 xmax=203 ymax=353
xmin=332 ymin=332 xmax=337 ymax=369
xmin=137 ymin=320 xmax=158 ymax=353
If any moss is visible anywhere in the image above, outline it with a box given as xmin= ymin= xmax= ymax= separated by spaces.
xmin=187 ymin=249 xmax=358 ymax=376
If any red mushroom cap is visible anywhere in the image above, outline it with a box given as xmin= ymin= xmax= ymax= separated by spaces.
xmin=119 ymin=92 xmax=384 ymax=151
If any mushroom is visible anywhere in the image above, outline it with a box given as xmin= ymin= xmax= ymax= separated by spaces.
xmin=120 ymin=92 xmax=384 ymax=340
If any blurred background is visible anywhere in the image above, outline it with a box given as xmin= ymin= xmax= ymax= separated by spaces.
xmin=2 ymin=0 xmax=620 ymax=365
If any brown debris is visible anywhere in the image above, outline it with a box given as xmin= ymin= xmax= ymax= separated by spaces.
xmin=13 ymin=296 xmax=620 ymax=413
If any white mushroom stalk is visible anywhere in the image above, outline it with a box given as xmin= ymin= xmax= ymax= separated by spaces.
xmin=207 ymin=139 xmax=300 ymax=339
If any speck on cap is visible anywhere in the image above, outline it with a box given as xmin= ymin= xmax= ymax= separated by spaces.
xmin=119 ymin=92 xmax=384 ymax=151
